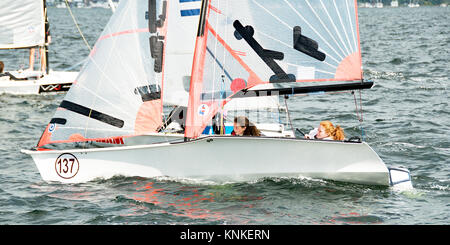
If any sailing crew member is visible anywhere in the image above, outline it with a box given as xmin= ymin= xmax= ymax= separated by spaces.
xmin=0 ymin=61 xmax=27 ymax=81
xmin=27 ymin=13 xmax=51 ymax=72
xmin=231 ymin=116 xmax=261 ymax=136
xmin=304 ymin=121 xmax=345 ymax=140
xmin=160 ymin=106 xmax=187 ymax=133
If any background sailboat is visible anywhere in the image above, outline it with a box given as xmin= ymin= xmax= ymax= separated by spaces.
xmin=22 ymin=0 xmax=412 ymax=188
xmin=408 ymin=0 xmax=420 ymax=7
xmin=0 ymin=0 xmax=78 ymax=95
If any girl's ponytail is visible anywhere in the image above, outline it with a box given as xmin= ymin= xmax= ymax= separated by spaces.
xmin=333 ymin=125 xmax=345 ymax=140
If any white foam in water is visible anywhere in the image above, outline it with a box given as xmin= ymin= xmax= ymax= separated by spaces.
xmin=389 ymin=167 xmax=414 ymax=191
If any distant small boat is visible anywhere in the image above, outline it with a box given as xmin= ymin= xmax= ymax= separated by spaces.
xmin=0 ymin=0 xmax=77 ymax=95
xmin=391 ymin=0 xmax=399 ymax=7
xmin=375 ymin=0 xmax=384 ymax=8
xmin=90 ymin=0 xmax=118 ymax=11
xmin=408 ymin=0 xmax=420 ymax=8
xmin=360 ymin=3 xmax=374 ymax=8
xmin=55 ymin=3 xmax=66 ymax=8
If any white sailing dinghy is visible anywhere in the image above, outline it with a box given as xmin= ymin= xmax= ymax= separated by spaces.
xmin=0 ymin=0 xmax=77 ymax=95
xmin=22 ymin=0 xmax=412 ymax=188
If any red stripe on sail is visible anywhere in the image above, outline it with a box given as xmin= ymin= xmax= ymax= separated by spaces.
xmin=209 ymin=5 xmax=222 ymax=14
xmin=89 ymin=28 xmax=150 ymax=57
xmin=231 ymin=50 xmax=246 ymax=56
xmin=98 ymin=28 xmax=150 ymax=42
xmin=36 ymin=134 xmax=130 ymax=150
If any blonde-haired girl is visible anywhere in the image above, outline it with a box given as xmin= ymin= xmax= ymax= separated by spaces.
xmin=305 ymin=121 xmax=345 ymax=140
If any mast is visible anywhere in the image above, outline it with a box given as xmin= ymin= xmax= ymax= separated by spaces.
xmin=107 ymin=0 xmax=116 ymax=12
xmin=196 ymin=0 xmax=209 ymax=37
xmin=43 ymin=0 xmax=49 ymax=74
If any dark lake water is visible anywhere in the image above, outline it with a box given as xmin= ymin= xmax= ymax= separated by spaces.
xmin=0 ymin=6 xmax=449 ymax=227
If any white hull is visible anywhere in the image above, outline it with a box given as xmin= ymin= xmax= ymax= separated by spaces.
xmin=0 ymin=71 xmax=77 ymax=95
xmin=22 ymin=136 xmax=393 ymax=186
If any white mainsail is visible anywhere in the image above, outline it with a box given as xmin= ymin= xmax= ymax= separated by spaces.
xmin=0 ymin=0 xmax=45 ymax=49
xmin=37 ymin=0 xmax=164 ymax=147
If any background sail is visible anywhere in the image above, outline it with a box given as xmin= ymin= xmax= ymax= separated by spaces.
xmin=0 ymin=0 xmax=45 ymax=49
xmin=162 ymin=0 xmax=280 ymax=111
xmin=38 ymin=0 xmax=164 ymax=147
xmin=185 ymin=0 xmax=363 ymax=138
xmin=163 ymin=0 xmax=202 ymax=107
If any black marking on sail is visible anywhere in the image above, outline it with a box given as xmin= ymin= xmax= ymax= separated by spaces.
xmin=147 ymin=0 xmax=167 ymax=31
xmin=134 ymin=84 xmax=161 ymax=102
xmin=148 ymin=0 xmax=157 ymax=33
xmin=59 ymin=100 xmax=124 ymax=128
xmin=153 ymin=40 xmax=164 ymax=72
xmin=150 ymin=36 xmax=164 ymax=72
xmin=261 ymin=49 xmax=284 ymax=60
xmin=293 ymin=26 xmax=326 ymax=61
xmin=50 ymin=118 xmax=67 ymax=125
xmin=233 ymin=20 xmax=295 ymax=83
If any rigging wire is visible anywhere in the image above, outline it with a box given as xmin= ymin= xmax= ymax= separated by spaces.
xmin=283 ymin=95 xmax=295 ymax=136
xmin=64 ymin=0 xmax=92 ymax=52
xmin=353 ymin=89 xmax=365 ymax=141
xmin=220 ymin=75 xmax=225 ymax=135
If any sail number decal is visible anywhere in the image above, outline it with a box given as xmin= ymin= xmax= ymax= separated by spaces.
xmin=55 ymin=153 xmax=79 ymax=179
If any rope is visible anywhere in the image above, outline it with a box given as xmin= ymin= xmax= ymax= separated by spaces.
xmin=284 ymin=95 xmax=295 ymax=136
xmin=353 ymin=90 xmax=365 ymax=141
xmin=63 ymin=0 xmax=92 ymax=149
xmin=64 ymin=0 xmax=92 ymax=51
